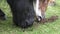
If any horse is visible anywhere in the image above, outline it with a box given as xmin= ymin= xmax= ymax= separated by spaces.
xmin=0 ymin=0 xmax=56 ymax=28
xmin=33 ymin=0 xmax=50 ymax=21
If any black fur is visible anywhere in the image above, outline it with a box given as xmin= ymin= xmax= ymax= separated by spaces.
xmin=7 ymin=0 xmax=35 ymax=28
xmin=0 ymin=9 xmax=6 ymax=20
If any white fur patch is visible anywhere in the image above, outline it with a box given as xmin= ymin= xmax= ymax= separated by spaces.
xmin=36 ymin=0 xmax=41 ymax=16
xmin=33 ymin=0 xmax=42 ymax=18
xmin=33 ymin=0 xmax=42 ymax=21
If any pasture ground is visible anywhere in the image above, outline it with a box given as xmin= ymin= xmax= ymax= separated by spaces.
xmin=0 ymin=0 xmax=60 ymax=34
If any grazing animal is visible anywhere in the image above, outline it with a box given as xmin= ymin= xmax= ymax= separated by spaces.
xmin=0 ymin=0 xmax=57 ymax=29
xmin=7 ymin=0 xmax=54 ymax=28
xmin=0 ymin=9 xmax=6 ymax=20
xmin=7 ymin=0 xmax=35 ymax=28
xmin=33 ymin=0 xmax=49 ymax=21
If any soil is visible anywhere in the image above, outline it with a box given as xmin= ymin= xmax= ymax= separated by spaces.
xmin=40 ymin=15 xmax=58 ymax=23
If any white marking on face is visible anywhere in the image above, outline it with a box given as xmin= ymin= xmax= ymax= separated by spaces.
xmin=33 ymin=0 xmax=42 ymax=21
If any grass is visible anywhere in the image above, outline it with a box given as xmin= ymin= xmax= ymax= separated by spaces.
xmin=0 ymin=0 xmax=60 ymax=34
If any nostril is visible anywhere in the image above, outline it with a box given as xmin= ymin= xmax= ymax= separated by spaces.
xmin=21 ymin=21 xmax=32 ymax=28
xmin=26 ymin=20 xmax=31 ymax=25
xmin=21 ymin=20 xmax=33 ymax=28
xmin=26 ymin=19 xmax=33 ymax=26
xmin=37 ymin=16 xmax=42 ymax=22
xmin=20 ymin=22 xmax=27 ymax=28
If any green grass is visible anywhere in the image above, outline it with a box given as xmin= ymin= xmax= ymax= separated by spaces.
xmin=0 ymin=0 xmax=60 ymax=34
